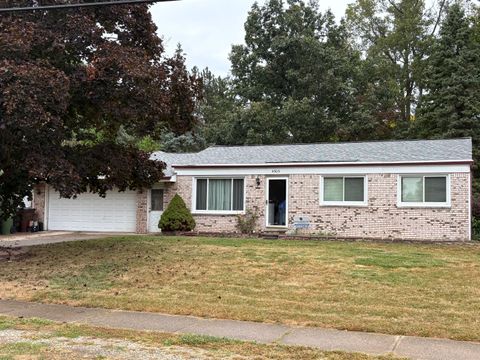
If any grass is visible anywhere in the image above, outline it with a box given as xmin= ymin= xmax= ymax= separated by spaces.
xmin=0 ymin=342 xmax=48 ymax=360
xmin=0 ymin=316 xmax=402 ymax=360
xmin=0 ymin=236 xmax=479 ymax=341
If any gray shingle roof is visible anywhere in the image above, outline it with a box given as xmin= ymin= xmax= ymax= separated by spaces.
xmin=152 ymin=138 xmax=472 ymax=176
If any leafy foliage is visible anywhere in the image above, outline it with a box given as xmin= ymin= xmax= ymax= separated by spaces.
xmin=416 ymin=4 xmax=479 ymax=136
xmin=472 ymin=217 xmax=480 ymax=241
xmin=135 ymin=132 xmax=206 ymax=154
xmin=0 ymin=2 xmax=202 ymax=218
xmin=346 ymin=0 xmax=435 ymax=135
xmin=159 ymin=131 xmax=206 ymax=153
xmin=200 ymin=69 xmax=242 ymax=145
xmin=199 ymin=0 xmax=453 ymax=145
xmin=201 ymin=0 xmax=371 ymax=145
xmin=236 ymin=209 xmax=260 ymax=234
xmin=199 ymin=0 xmax=479 ymax=203
xmin=159 ymin=194 xmax=196 ymax=232
xmin=415 ymin=3 xmax=480 ymax=192
xmin=472 ymin=195 xmax=480 ymax=240
xmin=1 ymin=0 xmax=478 ymax=220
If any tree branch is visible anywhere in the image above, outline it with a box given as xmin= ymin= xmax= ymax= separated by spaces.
xmin=387 ymin=0 xmax=403 ymax=15
xmin=431 ymin=0 xmax=447 ymax=36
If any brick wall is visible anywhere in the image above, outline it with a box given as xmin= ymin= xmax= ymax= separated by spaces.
xmin=288 ymin=173 xmax=470 ymax=241
xmin=163 ymin=173 xmax=470 ymax=241
xmin=33 ymin=183 xmax=46 ymax=223
xmin=136 ymin=190 xmax=148 ymax=234
xmin=162 ymin=175 xmax=266 ymax=233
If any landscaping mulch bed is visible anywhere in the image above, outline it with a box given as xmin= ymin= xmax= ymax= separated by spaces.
xmin=178 ymin=231 xmax=479 ymax=245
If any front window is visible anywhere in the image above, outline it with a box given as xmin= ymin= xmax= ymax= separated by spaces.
xmin=151 ymin=189 xmax=164 ymax=211
xmin=399 ymin=175 xmax=448 ymax=206
xmin=321 ymin=176 xmax=366 ymax=205
xmin=195 ymin=178 xmax=245 ymax=212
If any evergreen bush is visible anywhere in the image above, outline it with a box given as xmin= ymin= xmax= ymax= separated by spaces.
xmin=159 ymin=194 xmax=195 ymax=232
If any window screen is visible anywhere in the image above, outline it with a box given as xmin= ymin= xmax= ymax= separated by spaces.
xmin=425 ymin=177 xmax=447 ymax=202
xmin=324 ymin=178 xmax=343 ymax=201
xmin=402 ymin=177 xmax=423 ymax=202
xmin=323 ymin=177 xmax=365 ymax=203
xmin=151 ymin=189 xmax=164 ymax=211
xmin=400 ymin=176 xmax=448 ymax=203
xmin=345 ymin=178 xmax=364 ymax=202
xmin=196 ymin=179 xmax=207 ymax=210
xmin=233 ymin=179 xmax=244 ymax=211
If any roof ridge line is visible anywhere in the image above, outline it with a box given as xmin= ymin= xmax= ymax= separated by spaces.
xmin=206 ymin=137 xmax=472 ymax=149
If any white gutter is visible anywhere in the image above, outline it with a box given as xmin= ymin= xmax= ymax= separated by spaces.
xmin=172 ymin=159 xmax=474 ymax=168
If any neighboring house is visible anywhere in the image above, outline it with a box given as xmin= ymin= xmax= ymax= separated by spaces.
xmin=33 ymin=138 xmax=473 ymax=241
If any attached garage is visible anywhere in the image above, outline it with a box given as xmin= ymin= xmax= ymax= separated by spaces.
xmin=47 ymin=187 xmax=138 ymax=232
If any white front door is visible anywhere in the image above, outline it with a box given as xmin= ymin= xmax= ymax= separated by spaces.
xmin=266 ymin=178 xmax=288 ymax=227
xmin=148 ymin=188 xmax=165 ymax=233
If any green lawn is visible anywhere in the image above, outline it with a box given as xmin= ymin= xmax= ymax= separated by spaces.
xmin=0 ymin=236 xmax=479 ymax=341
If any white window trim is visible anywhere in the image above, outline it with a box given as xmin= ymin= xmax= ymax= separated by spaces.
xmin=192 ymin=177 xmax=246 ymax=215
xmin=319 ymin=175 xmax=368 ymax=207
xmin=396 ymin=174 xmax=451 ymax=208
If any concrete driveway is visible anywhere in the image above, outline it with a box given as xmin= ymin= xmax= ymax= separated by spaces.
xmin=0 ymin=231 xmax=134 ymax=248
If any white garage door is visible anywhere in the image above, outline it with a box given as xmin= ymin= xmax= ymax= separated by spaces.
xmin=47 ymin=188 xmax=137 ymax=232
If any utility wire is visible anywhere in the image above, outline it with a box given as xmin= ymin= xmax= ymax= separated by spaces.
xmin=0 ymin=0 xmax=178 ymax=13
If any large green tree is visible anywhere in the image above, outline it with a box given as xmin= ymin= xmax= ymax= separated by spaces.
xmin=210 ymin=0 xmax=373 ymax=144
xmin=200 ymin=0 xmax=477 ymax=149
xmin=347 ymin=0 xmax=441 ymax=136
xmin=417 ymin=4 xmax=480 ymax=138
xmin=198 ymin=69 xmax=241 ymax=145
xmin=0 ymin=1 xmax=202 ymax=218
xmin=416 ymin=3 xmax=480 ymax=191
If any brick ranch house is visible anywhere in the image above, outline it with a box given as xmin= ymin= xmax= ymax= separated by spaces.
xmin=33 ymin=138 xmax=473 ymax=241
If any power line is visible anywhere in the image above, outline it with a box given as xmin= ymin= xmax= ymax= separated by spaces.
xmin=0 ymin=0 xmax=178 ymax=13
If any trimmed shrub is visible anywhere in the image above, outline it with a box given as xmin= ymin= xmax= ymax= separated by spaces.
xmin=159 ymin=194 xmax=195 ymax=232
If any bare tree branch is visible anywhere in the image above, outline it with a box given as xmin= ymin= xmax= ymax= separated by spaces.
xmin=431 ymin=0 xmax=448 ymax=36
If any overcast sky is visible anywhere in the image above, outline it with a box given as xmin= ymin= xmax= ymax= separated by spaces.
xmin=150 ymin=0 xmax=353 ymax=76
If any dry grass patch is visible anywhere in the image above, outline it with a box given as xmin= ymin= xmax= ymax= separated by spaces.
xmin=0 ymin=236 xmax=479 ymax=341
xmin=0 ymin=316 xmax=401 ymax=360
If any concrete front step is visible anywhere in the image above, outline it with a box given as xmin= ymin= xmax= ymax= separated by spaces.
xmin=261 ymin=227 xmax=288 ymax=239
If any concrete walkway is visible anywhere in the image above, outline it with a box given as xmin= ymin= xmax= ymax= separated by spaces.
xmin=0 ymin=231 xmax=133 ymax=248
xmin=0 ymin=300 xmax=479 ymax=360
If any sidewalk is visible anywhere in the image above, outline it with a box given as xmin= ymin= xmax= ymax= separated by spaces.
xmin=0 ymin=300 xmax=479 ymax=360
xmin=0 ymin=231 xmax=131 ymax=248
